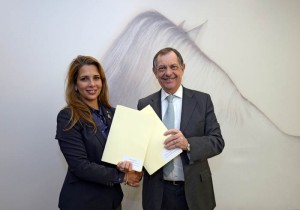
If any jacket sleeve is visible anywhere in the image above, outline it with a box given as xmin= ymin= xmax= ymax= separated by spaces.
xmin=55 ymin=108 xmax=124 ymax=186
xmin=188 ymin=94 xmax=225 ymax=162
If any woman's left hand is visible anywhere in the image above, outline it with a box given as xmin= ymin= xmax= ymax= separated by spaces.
xmin=117 ymin=161 xmax=132 ymax=172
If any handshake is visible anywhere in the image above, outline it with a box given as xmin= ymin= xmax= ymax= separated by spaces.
xmin=117 ymin=161 xmax=143 ymax=187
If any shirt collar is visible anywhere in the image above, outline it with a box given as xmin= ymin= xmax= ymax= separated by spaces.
xmin=161 ymin=85 xmax=183 ymax=101
xmin=89 ymin=102 xmax=103 ymax=115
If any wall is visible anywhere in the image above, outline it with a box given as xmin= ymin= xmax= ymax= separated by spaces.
xmin=0 ymin=0 xmax=299 ymax=209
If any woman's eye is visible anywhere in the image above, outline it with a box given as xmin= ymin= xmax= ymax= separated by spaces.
xmin=80 ymin=77 xmax=87 ymax=81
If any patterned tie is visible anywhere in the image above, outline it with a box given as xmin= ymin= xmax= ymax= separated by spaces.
xmin=163 ymin=95 xmax=175 ymax=175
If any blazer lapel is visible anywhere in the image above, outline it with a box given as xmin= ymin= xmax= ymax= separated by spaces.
xmin=180 ymin=88 xmax=197 ymax=132
xmin=95 ymin=129 xmax=106 ymax=148
xmin=95 ymin=106 xmax=114 ymax=148
xmin=149 ymin=91 xmax=162 ymax=119
xmin=102 ymin=106 xmax=114 ymax=128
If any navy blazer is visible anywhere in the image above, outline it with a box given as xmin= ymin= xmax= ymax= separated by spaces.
xmin=138 ymin=87 xmax=225 ymax=210
xmin=55 ymin=106 xmax=124 ymax=210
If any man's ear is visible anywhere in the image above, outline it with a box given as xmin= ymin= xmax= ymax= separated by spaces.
xmin=152 ymin=68 xmax=157 ymax=76
xmin=182 ymin=64 xmax=186 ymax=73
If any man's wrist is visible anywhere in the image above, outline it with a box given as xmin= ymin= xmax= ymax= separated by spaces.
xmin=186 ymin=143 xmax=191 ymax=152
xmin=185 ymin=143 xmax=190 ymax=152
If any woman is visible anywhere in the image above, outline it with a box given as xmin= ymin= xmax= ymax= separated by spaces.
xmin=55 ymin=55 xmax=140 ymax=210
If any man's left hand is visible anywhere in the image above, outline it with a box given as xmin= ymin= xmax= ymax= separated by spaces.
xmin=163 ymin=129 xmax=188 ymax=150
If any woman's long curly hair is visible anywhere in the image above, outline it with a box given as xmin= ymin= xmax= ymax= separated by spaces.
xmin=65 ymin=55 xmax=111 ymax=130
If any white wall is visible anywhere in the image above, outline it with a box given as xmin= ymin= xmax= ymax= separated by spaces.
xmin=0 ymin=0 xmax=299 ymax=210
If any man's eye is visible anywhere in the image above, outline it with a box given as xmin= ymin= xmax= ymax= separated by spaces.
xmin=171 ymin=65 xmax=178 ymax=70
xmin=158 ymin=66 xmax=167 ymax=71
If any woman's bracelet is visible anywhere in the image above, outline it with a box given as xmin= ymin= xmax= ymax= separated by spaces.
xmin=123 ymin=173 xmax=128 ymax=185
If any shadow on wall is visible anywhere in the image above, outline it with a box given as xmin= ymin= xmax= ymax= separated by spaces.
xmin=102 ymin=11 xmax=300 ymax=209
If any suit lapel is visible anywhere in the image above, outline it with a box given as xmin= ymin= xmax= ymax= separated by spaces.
xmin=95 ymin=106 xmax=114 ymax=148
xmin=149 ymin=91 xmax=162 ymax=119
xmin=180 ymin=88 xmax=197 ymax=132
xmin=95 ymin=129 xmax=106 ymax=148
xmin=102 ymin=106 xmax=114 ymax=128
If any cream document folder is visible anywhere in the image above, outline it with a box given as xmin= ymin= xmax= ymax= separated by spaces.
xmin=101 ymin=105 xmax=152 ymax=172
xmin=101 ymin=105 xmax=182 ymax=174
xmin=141 ymin=105 xmax=182 ymax=175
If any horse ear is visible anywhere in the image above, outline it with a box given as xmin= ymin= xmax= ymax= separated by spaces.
xmin=186 ymin=20 xmax=208 ymax=42
xmin=178 ymin=20 xmax=186 ymax=29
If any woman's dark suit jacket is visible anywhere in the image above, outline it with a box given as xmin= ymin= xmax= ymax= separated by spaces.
xmin=55 ymin=106 xmax=124 ymax=210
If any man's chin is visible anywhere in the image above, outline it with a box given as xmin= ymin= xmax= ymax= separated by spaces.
xmin=162 ymin=86 xmax=176 ymax=94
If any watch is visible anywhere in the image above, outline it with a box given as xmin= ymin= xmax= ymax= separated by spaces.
xmin=186 ymin=143 xmax=190 ymax=152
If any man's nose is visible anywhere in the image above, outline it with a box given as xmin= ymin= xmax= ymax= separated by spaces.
xmin=164 ymin=67 xmax=173 ymax=74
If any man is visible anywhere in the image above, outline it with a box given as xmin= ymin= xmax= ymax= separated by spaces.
xmin=137 ymin=48 xmax=225 ymax=210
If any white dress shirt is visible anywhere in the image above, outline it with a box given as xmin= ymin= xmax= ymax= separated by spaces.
xmin=161 ymin=85 xmax=185 ymax=181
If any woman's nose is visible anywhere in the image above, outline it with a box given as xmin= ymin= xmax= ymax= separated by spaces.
xmin=89 ymin=79 xmax=95 ymax=86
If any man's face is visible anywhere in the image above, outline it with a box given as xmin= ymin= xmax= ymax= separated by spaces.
xmin=153 ymin=51 xmax=185 ymax=94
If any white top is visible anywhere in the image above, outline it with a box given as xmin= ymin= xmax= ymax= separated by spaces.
xmin=161 ymin=85 xmax=185 ymax=181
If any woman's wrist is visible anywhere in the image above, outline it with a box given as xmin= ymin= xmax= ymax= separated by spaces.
xmin=123 ymin=173 xmax=128 ymax=185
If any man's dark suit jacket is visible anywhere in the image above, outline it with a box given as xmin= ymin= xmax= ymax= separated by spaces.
xmin=55 ymin=106 xmax=124 ymax=210
xmin=137 ymin=87 xmax=225 ymax=210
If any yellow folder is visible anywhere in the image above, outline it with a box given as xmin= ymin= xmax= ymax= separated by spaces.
xmin=101 ymin=105 xmax=182 ymax=174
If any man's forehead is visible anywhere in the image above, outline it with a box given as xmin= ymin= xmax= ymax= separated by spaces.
xmin=156 ymin=52 xmax=178 ymax=65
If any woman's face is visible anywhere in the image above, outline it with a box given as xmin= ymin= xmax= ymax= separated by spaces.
xmin=76 ymin=64 xmax=102 ymax=109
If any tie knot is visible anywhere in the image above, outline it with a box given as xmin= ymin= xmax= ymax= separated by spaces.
xmin=167 ymin=95 xmax=175 ymax=103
